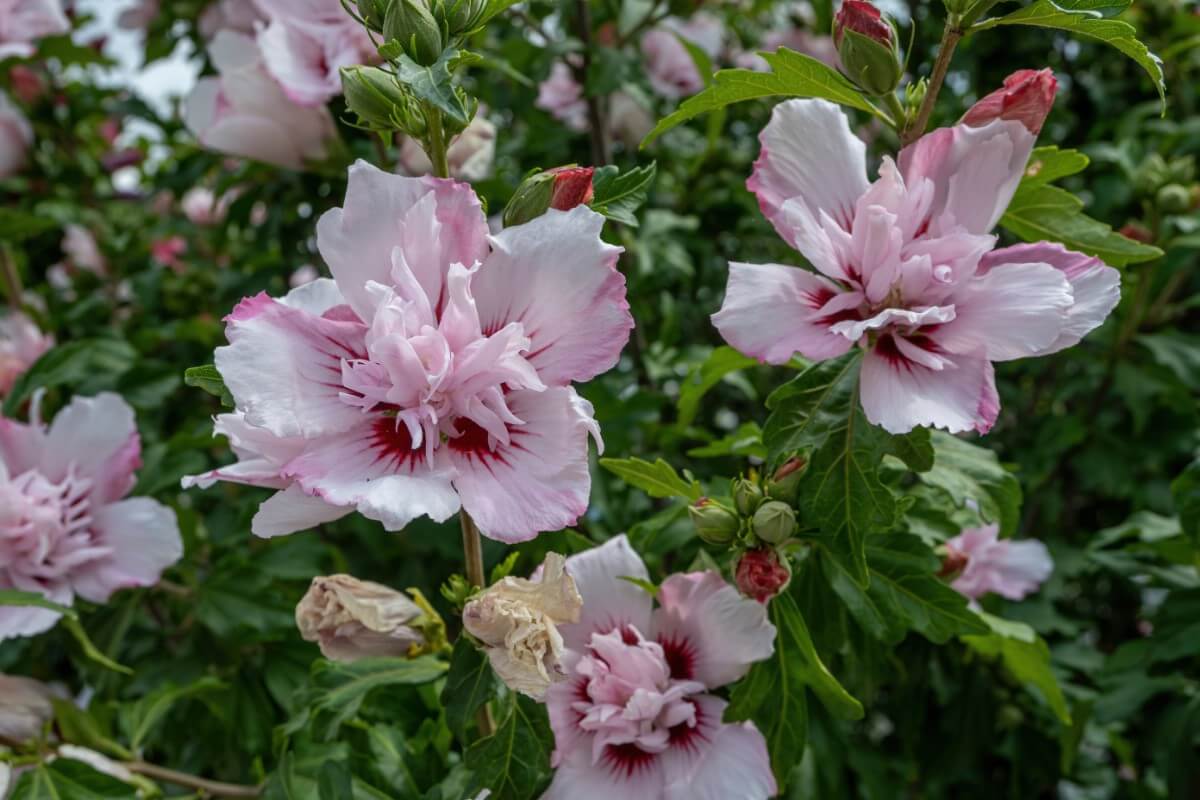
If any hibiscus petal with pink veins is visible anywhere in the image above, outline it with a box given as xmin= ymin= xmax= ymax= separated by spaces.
xmin=251 ymin=484 xmax=354 ymax=538
xmin=747 ymin=99 xmax=869 ymax=244
xmin=980 ymin=243 xmax=1120 ymax=355
xmin=316 ymin=161 xmax=489 ymax=322
xmin=473 ymin=206 xmax=632 ymax=386
xmin=860 ymin=343 xmax=998 ymax=434
xmin=41 ymin=393 xmax=140 ymax=503
xmin=542 ymin=742 xmax=667 ymax=799
xmin=661 ymin=696 xmax=777 ymax=800
xmin=448 ymin=387 xmax=597 ymax=544
xmin=71 ymin=498 xmax=182 ymax=603
xmin=830 ymin=305 xmax=957 ymax=344
xmin=215 ymin=293 xmax=367 ymax=439
xmin=712 ymin=262 xmax=859 ymax=364
xmin=560 ymin=534 xmax=654 ymax=651
xmin=652 ymin=572 xmax=776 ymax=689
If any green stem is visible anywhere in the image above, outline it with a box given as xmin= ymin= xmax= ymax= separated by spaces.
xmin=459 ymin=510 xmax=495 ymax=737
xmin=125 ymin=761 xmax=262 ymax=798
xmin=902 ymin=19 xmax=963 ymax=147
xmin=882 ymin=92 xmax=907 ymax=134
xmin=0 ymin=244 xmax=22 ymax=309
xmin=426 ymin=106 xmax=450 ymax=179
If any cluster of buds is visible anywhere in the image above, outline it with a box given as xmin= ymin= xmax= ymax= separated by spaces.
xmin=833 ymin=0 xmax=903 ymax=97
xmin=687 ymin=458 xmax=806 ymax=548
xmin=1133 ymin=153 xmax=1197 ymax=215
xmin=502 ymin=166 xmax=596 ymax=226
xmin=355 ymin=0 xmax=491 ymax=63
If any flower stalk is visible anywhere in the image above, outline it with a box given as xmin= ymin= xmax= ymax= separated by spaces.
xmin=459 ymin=509 xmax=495 ymax=736
xmin=901 ymin=18 xmax=963 ymax=147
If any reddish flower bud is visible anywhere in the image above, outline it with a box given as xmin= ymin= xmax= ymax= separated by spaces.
xmin=548 ymin=166 xmax=595 ymax=211
xmin=1118 ymin=222 xmax=1154 ymax=244
xmin=735 ymin=548 xmax=791 ymax=604
xmin=937 ymin=542 xmax=969 ymax=579
xmin=8 ymin=66 xmax=45 ymax=105
xmin=834 ymin=0 xmax=892 ymax=49
xmin=960 ymin=68 xmax=1058 ymax=135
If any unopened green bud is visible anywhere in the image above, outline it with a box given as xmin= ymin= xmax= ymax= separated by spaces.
xmin=732 ymin=478 xmax=764 ymax=516
xmin=766 ymin=457 xmax=806 ymax=503
xmin=1157 ymin=183 xmax=1191 ymax=214
xmin=503 ymin=166 xmax=595 ymax=227
xmin=356 ymin=0 xmax=390 ymax=30
xmin=752 ymin=501 xmax=797 ymax=545
xmin=384 ymin=0 xmax=445 ymax=66
xmin=341 ymin=66 xmax=407 ymax=132
xmin=689 ymin=499 xmax=740 ymax=546
xmin=834 ymin=1 xmax=903 ymax=97
xmin=439 ymin=0 xmax=488 ymax=35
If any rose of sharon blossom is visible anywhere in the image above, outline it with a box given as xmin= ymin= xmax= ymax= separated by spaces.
xmin=948 ymin=523 xmax=1053 ymax=601
xmin=734 ymin=28 xmax=839 ymax=72
xmin=398 ymin=113 xmax=497 ymax=182
xmin=253 ymin=0 xmax=377 ymax=107
xmin=181 ymin=186 xmax=233 ymax=226
xmin=542 ymin=536 xmax=778 ymax=799
xmin=463 ymin=552 xmax=582 ymax=700
xmin=199 ymin=0 xmax=265 ymax=39
xmin=961 ymin=68 xmax=1058 ymax=135
xmin=183 ymin=161 xmax=633 ymax=542
xmin=536 ymin=61 xmax=589 ymax=132
xmin=640 ymin=14 xmax=724 ymax=99
xmin=0 ymin=393 xmax=183 ymax=640
xmin=0 ymin=311 xmax=52 ymax=396
xmin=0 ymin=90 xmax=32 ymax=178
xmin=714 ymin=81 xmax=1120 ymax=434
xmin=184 ymin=31 xmax=337 ymax=170
xmin=296 ymin=574 xmax=426 ymax=661
xmin=0 ymin=673 xmax=54 ymax=743
xmin=0 ymin=0 xmax=68 ymax=60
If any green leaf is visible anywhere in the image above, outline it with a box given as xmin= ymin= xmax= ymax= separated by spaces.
xmin=395 ymin=49 xmax=472 ymax=125
xmin=600 ymin=456 xmax=702 ymax=501
xmin=0 ymin=209 xmax=57 ymax=242
xmin=1021 ymin=146 xmax=1091 ymax=186
xmin=1172 ymin=460 xmax=1200 ymax=547
xmin=963 ymin=613 xmax=1072 ymax=725
xmin=725 ymin=592 xmax=862 ymax=784
xmin=442 ymin=638 xmax=498 ymax=743
xmin=920 ymin=431 xmax=1023 ymax=536
xmin=464 ymin=694 xmax=554 ymax=800
xmin=2 ymin=338 xmax=138 ymax=416
xmin=687 ymin=421 xmax=766 ymax=460
xmin=10 ymin=761 xmax=137 ymax=800
xmin=763 ymin=354 xmax=860 ymax=464
xmin=676 ymin=346 xmax=757 ymax=428
xmin=828 ymin=534 xmax=988 ymax=645
xmin=590 ymin=162 xmax=657 ymax=227
xmin=300 ymin=656 xmax=448 ymax=741
xmin=51 ymin=698 xmax=134 ymax=761
xmin=641 ymin=49 xmax=877 ymax=146
xmin=183 ymin=364 xmax=234 ymax=406
xmin=122 ymin=676 xmax=227 ymax=750
xmin=973 ymin=0 xmax=1165 ymax=107
xmin=0 ymin=589 xmax=77 ymax=619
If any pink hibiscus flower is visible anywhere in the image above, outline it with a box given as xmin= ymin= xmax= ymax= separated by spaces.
xmin=0 ymin=0 xmax=68 ymax=60
xmin=543 ymin=536 xmax=778 ymax=799
xmin=0 ymin=393 xmax=183 ymax=640
xmin=0 ymin=311 xmax=53 ymax=396
xmin=947 ymin=523 xmax=1053 ymax=601
xmin=184 ymin=161 xmax=633 ymax=543
xmin=713 ymin=71 xmax=1121 ymax=434
xmin=640 ymin=13 xmax=724 ymax=99
xmin=253 ymin=0 xmax=377 ymax=107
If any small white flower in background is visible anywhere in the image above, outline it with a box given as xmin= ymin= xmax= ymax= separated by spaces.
xmin=61 ymin=224 xmax=107 ymax=275
xmin=462 ymin=553 xmax=582 ymax=700
xmin=295 ymin=574 xmax=428 ymax=662
xmin=0 ymin=674 xmax=55 ymax=744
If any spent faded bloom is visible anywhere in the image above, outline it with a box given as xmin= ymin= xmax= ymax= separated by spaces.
xmin=542 ymin=536 xmax=778 ymax=799
xmin=398 ymin=112 xmax=497 ymax=182
xmin=0 ymin=673 xmax=54 ymax=743
xmin=0 ymin=310 xmax=52 ymax=396
xmin=948 ymin=523 xmax=1053 ymax=601
xmin=714 ymin=81 xmax=1120 ymax=435
xmin=0 ymin=90 xmax=32 ymax=178
xmin=462 ymin=552 xmax=582 ymax=699
xmin=253 ymin=0 xmax=377 ymax=107
xmin=640 ymin=13 xmax=724 ymax=99
xmin=184 ymin=31 xmax=337 ymax=170
xmin=183 ymin=161 xmax=633 ymax=542
xmin=296 ymin=574 xmax=428 ymax=661
xmin=0 ymin=0 xmax=68 ymax=60
xmin=0 ymin=393 xmax=183 ymax=640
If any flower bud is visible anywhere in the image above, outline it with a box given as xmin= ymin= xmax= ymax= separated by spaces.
xmin=1156 ymin=183 xmax=1191 ymax=214
xmin=296 ymin=575 xmax=428 ymax=662
xmin=688 ymin=497 xmax=741 ymax=545
xmin=735 ymin=548 xmax=792 ymax=603
xmin=1118 ymin=222 xmax=1154 ymax=244
xmin=732 ymin=477 xmax=764 ymax=516
xmin=834 ymin=0 xmax=902 ymax=96
xmin=766 ymin=457 xmax=806 ymax=502
xmin=502 ymin=166 xmax=595 ymax=227
xmin=384 ymin=0 xmax=445 ymax=66
xmin=356 ymin=0 xmax=389 ymax=30
xmin=936 ymin=542 xmax=969 ymax=580
xmin=960 ymin=68 xmax=1058 ymax=135
xmin=462 ymin=552 xmax=582 ymax=700
xmin=439 ymin=0 xmax=488 ymax=35
xmin=342 ymin=66 xmax=408 ymax=132
xmin=751 ymin=500 xmax=796 ymax=544
xmin=0 ymin=674 xmax=54 ymax=744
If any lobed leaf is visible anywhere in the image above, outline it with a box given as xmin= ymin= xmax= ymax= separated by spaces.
xmin=590 ymin=162 xmax=657 ymax=227
xmin=599 ymin=456 xmax=703 ymax=501
xmin=463 ymin=694 xmax=554 ymax=800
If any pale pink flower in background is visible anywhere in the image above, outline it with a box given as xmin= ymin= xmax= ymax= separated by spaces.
xmin=608 ymin=91 xmax=654 ymax=147
xmin=536 ymin=61 xmax=589 ymax=132
xmin=947 ymin=523 xmax=1053 ymax=601
xmin=734 ymin=28 xmax=838 ymax=72
xmin=117 ymin=0 xmax=159 ymax=31
xmin=0 ymin=311 xmax=52 ymax=396
xmin=713 ymin=76 xmax=1120 ymax=435
xmin=398 ymin=112 xmax=497 ymax=182
xmin=151 ymin=235 xmax=187 ymax=271
xmin=184 ymin=161 xmax=633 ymax=542
xmin=0 ymin=90 xmax=32 ymax=178
xmin=289 ymin=263 xmax=319 ymax=288
xmin=61 ymin=224 xmax=107 ymax=275
xmin=253 ymin=0 xmax=377 ymax=106
xmin=181 ymin=186 xmax=232 ymax=226
xmin=542 ymin=536 xmax=777 ymax=799
xmin=0 ymin=393 xmax=183 ymax=640
xmin=199 ymin=0 xmax=265 ymax=39
xmin=0 ymin=0 xmax=68 ymax=60
xmin=640 ymin=13 xmax=724 ymax=99
xmin=184 ymin=31 xmax=338 ymax=170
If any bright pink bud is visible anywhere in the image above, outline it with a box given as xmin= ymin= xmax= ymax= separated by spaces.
xmin=937 ymin=543 xmax=969 ymax=579
xmin=834 ymin=0 xmax=892 ymax=48
xmin=735 ymin=548 xmax=791 ymax=604
xmin=960 ymin=68 xmax=1058 ymax=135
xmin=548 ymin=166 xmax=595 ymax=211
